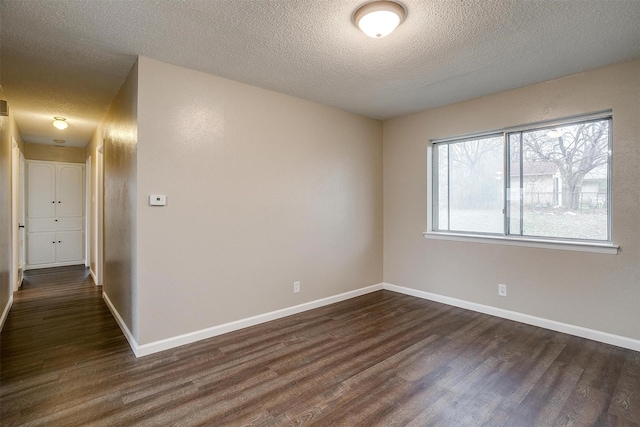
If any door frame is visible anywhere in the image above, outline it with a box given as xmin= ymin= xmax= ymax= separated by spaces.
xmin=85 ymin=156 xmax=91 ymax=268
xmin=90 ymin=143 xmax=104 ymax=286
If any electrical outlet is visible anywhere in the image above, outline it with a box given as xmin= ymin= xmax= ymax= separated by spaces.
xmin=498 ymin=284 xmax=507 ymax=297
xmin=293 ymin=281 xmax=301 ymax=293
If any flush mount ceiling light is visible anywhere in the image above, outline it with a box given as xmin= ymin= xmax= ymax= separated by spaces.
xmin=53 ymin=117 xmax=68 ymax=130
xmin=353 ymin=1 xmax=406 ymax=38
xmin=53 ymin=139 xmax=66 ymax=144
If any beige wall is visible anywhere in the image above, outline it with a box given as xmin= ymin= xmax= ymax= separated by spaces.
xmin=95 ymin=60 xmax=139 ymax=339
xmin=0 ymin=95 xmax=25 ymax=327
xmin=0 ymin=110 xmax=13 ymax=324
xmin=135 ymin=57 xmax=383 ymax=344
xmin=383 ymin=59 xmax=640 ymax=340
xmin=24 ymin=142 xmax=85 ymax=163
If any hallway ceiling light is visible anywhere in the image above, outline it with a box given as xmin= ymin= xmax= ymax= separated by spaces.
xmin=353 ymin=1 xmax=406 ymax=38
xmin=53 ymin=117 xmax=68 ymax=130
xmin=53 ymin=139 xmax=65 ymax=144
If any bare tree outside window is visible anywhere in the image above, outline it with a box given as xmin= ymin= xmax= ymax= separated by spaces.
xmin=510 ymin=119 xmax=610 ymax=240
xmin=522 ymin=120 xmax=609 ymax=211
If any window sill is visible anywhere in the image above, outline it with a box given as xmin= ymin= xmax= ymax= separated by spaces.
xmin=423 ymin=231 xmax=618 ymax=254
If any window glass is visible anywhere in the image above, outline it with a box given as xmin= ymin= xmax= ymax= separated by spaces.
xmin=436 ymin=144 xmax=449 ymax=230
xmin=509 ymin=119 xmax=610 ymax=241
xmin=432 ymin=116 xmax=611 ymax=242
xmin=434 ymin=135 xmax=504 ymax=234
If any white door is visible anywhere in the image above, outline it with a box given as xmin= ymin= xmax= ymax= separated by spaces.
xmin=27 ymin=162 xmax=56 ymax=218
xmin=57 ymin=164 xmax=84 ymax=217
xmin=26 ymin=160 xmax=85 ymax=269
xmin=19 ymin=152 xmax=26 ymax=279
xmin=11 ymin=138 xmax=24 ymax=290
xmin=27 ymin=232 xmax=57 ymax=265
xmin=56 ymin=231 xmax=84 ymax=263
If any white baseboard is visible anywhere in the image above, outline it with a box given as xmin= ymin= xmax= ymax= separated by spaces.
xmin=105 ymin=280 xmax=639 ymax=357
xmin=90 ymin=269 xmax=98 ymax=286
xmin=383 ymin=283 xmax=640 ymax=352
xmin=106 ymin=283 xmax=384 ymax=358
xmin=0 ymin=293 xmax=14 ymax=332
xmin=26 ymin=261 xmax=86 ymax=270
xmin=102 ymin=292 xmax=140 ymax=356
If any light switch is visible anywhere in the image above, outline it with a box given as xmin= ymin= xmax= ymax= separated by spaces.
xmin=149 ymin=195 xmax=167 ymax=206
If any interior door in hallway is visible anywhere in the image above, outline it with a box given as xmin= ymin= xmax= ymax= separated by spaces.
xmin=11 ymin=137 xmax=25 ymax=290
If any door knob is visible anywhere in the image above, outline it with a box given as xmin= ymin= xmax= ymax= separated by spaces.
xmin=18 ymin=225 xmax=25 ymax=229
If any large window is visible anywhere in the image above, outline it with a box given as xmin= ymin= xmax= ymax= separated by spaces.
xmin=432 ymin=115 xmax=612 ymax=243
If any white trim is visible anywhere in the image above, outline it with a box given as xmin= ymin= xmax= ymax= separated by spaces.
xmin=26 ymin=261 xmax=87 ymax=270
xmin=106 ymin=284 xmax=384 ymax=358
xmin=424 ymin=231 xmax=618 ymax=254
xmin=426 ymin=145 xmax=433 ymax=232
xmin=102 ymin=291 xmax=139 ymax=356
xmin=85 ymin=156 xmax=91 ymax=268
xmin=383 ymin=283 xmax=640 ymax=352
xmin=90 ymin=268 xmax=98 ymax=286
xmin=0 ymin=294 xmax=14 ymax=331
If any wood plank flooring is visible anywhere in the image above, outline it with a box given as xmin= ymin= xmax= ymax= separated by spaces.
xmin=1 ymin=266 xmax=639 ymax=426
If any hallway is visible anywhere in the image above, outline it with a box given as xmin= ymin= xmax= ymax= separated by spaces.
xmin=0 ymin=266 xmax=131 ymax=424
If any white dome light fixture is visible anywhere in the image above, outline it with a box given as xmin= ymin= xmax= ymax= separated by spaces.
xmin=53 ymin=117 xmax=68 ymax=130
xmin=353 ymin=1 xmax=406 ymax=38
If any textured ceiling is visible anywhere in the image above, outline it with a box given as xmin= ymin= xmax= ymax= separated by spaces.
xmin=1 ymin=0 xmax=639 ymax=147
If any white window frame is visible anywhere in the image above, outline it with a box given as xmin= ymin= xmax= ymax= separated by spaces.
xmin=424 ymin=112 xmax=618 ymax=255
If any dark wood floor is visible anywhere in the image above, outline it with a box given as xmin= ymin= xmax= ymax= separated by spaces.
xmin=1 ymin=266 xmax=639 ymax=426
